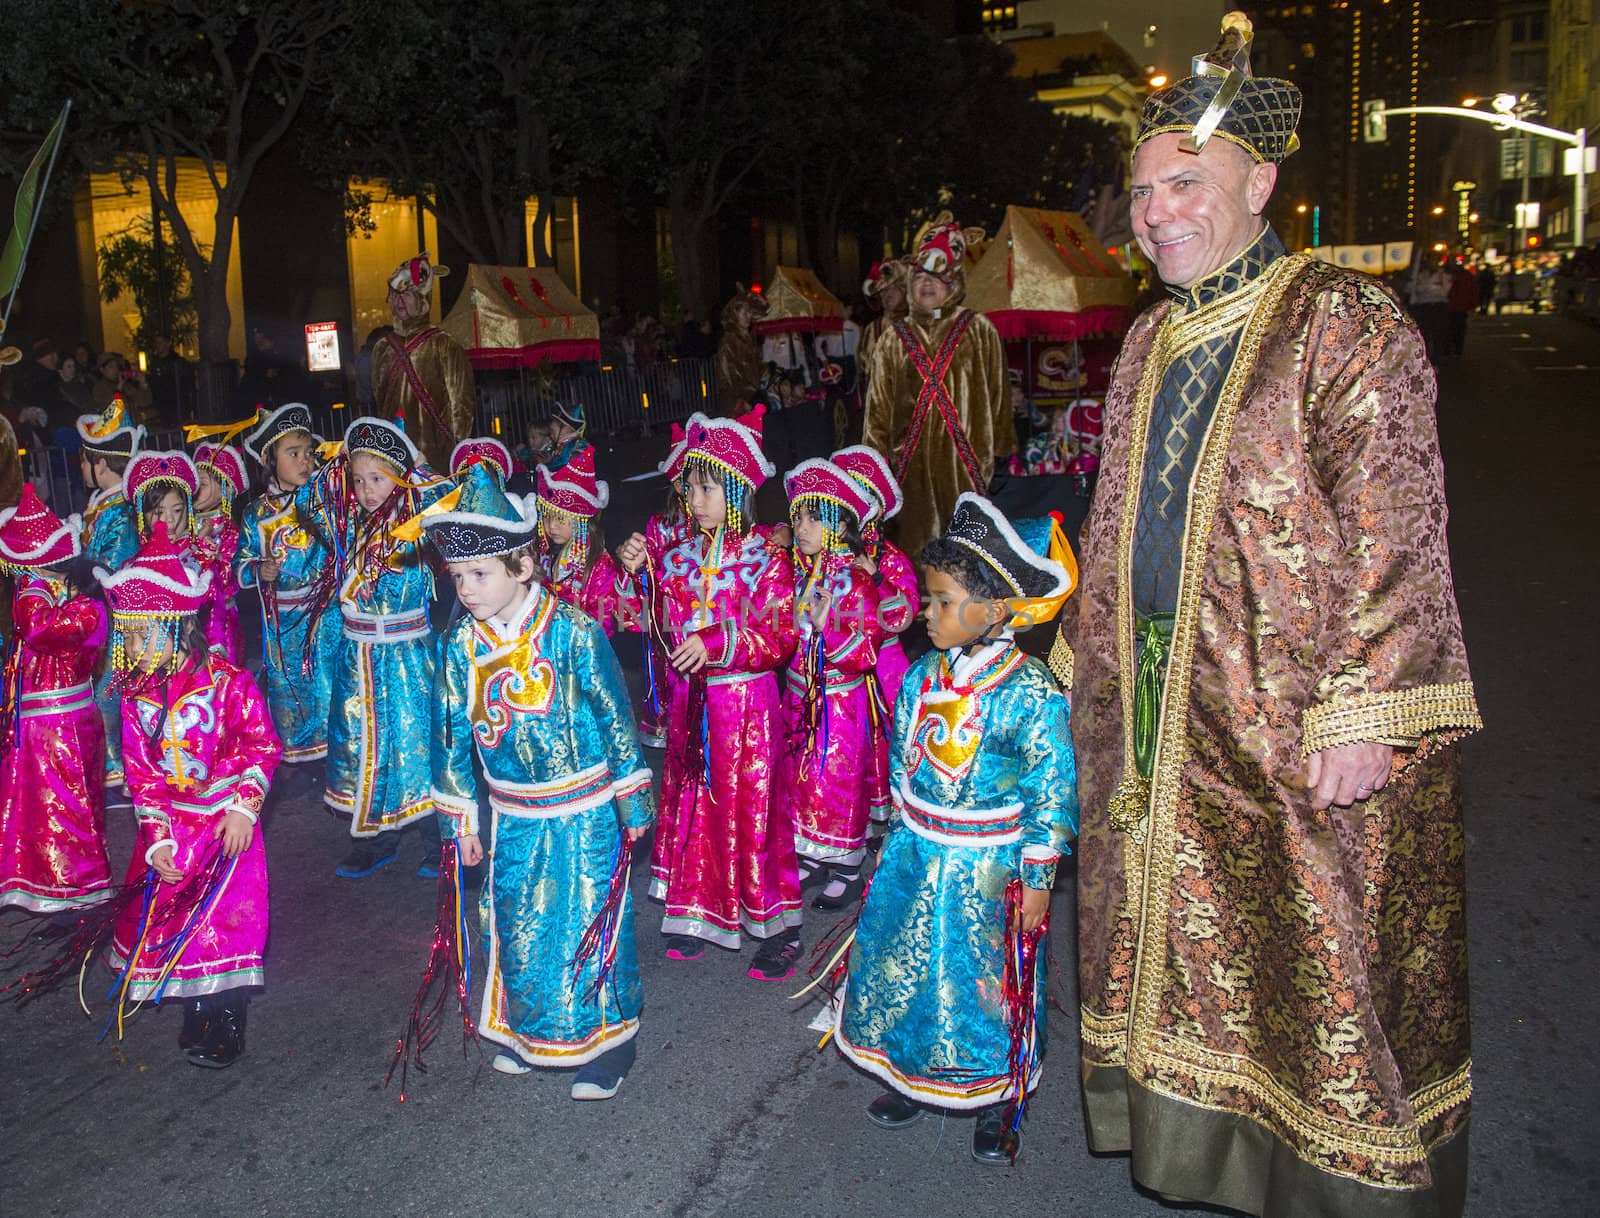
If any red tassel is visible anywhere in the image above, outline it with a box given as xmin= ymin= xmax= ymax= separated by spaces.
xmin=1000 ymin=878 xmax=1049 ymax=1161
xmin=385 ymin=841 xmax=476 ymax=1099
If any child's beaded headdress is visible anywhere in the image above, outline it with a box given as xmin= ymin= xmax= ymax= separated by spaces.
xmin=126 ymin=450 xmax=200 ymax=536
xmin=97 ymin=521 xmax=212 ymax=676
xmin=195 ymin=442 xmax=248 ymax=504
xmin=0 ymin=483 xmax=82 ymax=572
xmin=450 ymin=437 xmax=514 ymax=485
xmin=682 ymin=405 xmax=775 ymax=534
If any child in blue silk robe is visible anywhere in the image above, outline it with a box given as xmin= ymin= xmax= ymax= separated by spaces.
xmin=835 ymin=493 xmax=1079 ymax=1164
xmin=426 ymin=464 xmax=656 ymax=1100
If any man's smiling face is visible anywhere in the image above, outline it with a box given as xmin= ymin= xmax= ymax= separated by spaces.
xmin=1130 ymin=132 xmax=1277 ymax=290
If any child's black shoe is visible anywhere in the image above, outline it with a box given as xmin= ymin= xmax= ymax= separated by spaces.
xmin=971 ymin=1103 xmax=1019 ymax=1164
xmin=866 ymin=1091 xmax=925 ymax=1129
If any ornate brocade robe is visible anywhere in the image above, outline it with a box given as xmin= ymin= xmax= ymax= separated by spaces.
xmin=1064 ymin=237 xmax=1482 ymax=1217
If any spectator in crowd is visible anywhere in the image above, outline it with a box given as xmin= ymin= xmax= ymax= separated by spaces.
xmin=1475 ymin=263 xmax=1496 ymax=315
xmin=1446 ymin=262 xmax=1479 ymax=360
xmin=678 ymin=318 xmax=716 ymax=360
xmin=92 ymin=351 xmax=154 ymax=422
xmin=13 ymin=339 xmax=61 ymax=410
xmin=54 ymin=353 xmax=96 ymax=418
xmin=1406 ymin=256 xmax=1451 ymax=363
xmin=354 ymin=325 xmax=394 ymax=412
xmin=145 ymin=333 xmax=194 ymax=428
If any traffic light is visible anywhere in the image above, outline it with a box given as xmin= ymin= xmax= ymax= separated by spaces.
xmin=1527 ymin=234 xmax=1540 ymax=248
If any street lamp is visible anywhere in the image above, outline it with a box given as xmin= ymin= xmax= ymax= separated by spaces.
xmin=1431 ymin=205 xmax=1446 ymax=216
xmin=1370 ymin=101 xmax=1589 ymax=247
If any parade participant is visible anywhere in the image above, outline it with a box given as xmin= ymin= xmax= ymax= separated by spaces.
xmin=125 ymin=451 xmax=235 ymax=664
xmin=76 ymin=397 xmax=146 ymax=790
xmin=534 ymin=447 xmax=622 ymax=634
xmin=98 ymin=521 xmax=282 ymax=1068
xmin=831 ymin=445 xmax=920 ymax=837
xmin=236 ymin=404 xmax=339 ymax=768
xmin=0 ymin=486 xmax=111 ymax=915
xmin=856 ymin=259 xmax=908 ymax=400
xmin=425 ymin=464 xmax=655 ymax=1098
xmin=863 ymin=212 xmax=1011 ymax=559
xmin=835 ymin=493 xmax=1077 ymax=1163
xmin=713 ymin=284 xmax=768 ymax=412
xmin=1006 ymin=405 xmax=1074 ymax=476
xmin=778 ymin=458 xmax=881 ymax=910
xmin=449 ymin=436 xmax=514 ymax=488
xmin=297 ymin=416 xmax=448 ymax=878
xmin=620 ymin=415 xmax=700 ymax=749
xmin=191 ymin=443 xmax=246 ymax=661
xmin=371 ymin=253 xmax=475 ymax=472
xmin=614 ymin=406 xmax=803 ymax=978
xmin=1066 ymin=15 xmax=1482 ymax=1216
xmin=544 ymin=401 xmax=592 ymax=474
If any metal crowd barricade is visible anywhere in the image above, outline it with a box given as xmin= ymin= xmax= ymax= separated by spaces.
xmin=23 ymin=426 xmax=188 ymax=518
xmin=472 ymin=356 xmax=720 ymax=446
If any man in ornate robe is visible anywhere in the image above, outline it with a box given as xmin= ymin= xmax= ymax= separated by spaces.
xmin=372 ymin=253 xmax=476 ymax=472
xmin=863 ymin=212 xmax=1010 ymax=561
xmin=713 ymin=284 xmax=768 ymax=414
xmin=1063 ymin=15 xmax=1482 ymax=1218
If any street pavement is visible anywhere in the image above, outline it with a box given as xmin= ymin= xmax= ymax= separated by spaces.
xmin=3 ymin=309 xmax=1597 ymax=1217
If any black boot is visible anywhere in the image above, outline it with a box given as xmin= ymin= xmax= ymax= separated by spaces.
xmin=971 ymin=1103 xmax=1019 ymax=1164
xmin=866 ymin=1090 xmax=925 ymax=1129
xmin=178 ymin=998 xmax=209 ymax=1053
xmin=188 ymin=993 xmax=247 ymax=1069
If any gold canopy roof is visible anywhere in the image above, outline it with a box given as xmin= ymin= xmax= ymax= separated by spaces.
xmin=964 ymin=206 xmax=1134 ymax=339
xmin=752 ymin=266 xmax=847 ymax=335
xmin=440 ymin=264 xmax=601 ymax=369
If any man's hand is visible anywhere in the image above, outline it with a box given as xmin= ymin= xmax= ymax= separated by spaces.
xmin=1012 ymin=885 xmax=1051 ymax=934
xmin=1303 ymin=742 xmax=1395 ymax=811
xmin=670 ymin=633 xmax=710 ymax=674
xmin=616 ymin=533 xmax=647 ymax=575
xmin=457 ymin=834 xmax=484 ymax=867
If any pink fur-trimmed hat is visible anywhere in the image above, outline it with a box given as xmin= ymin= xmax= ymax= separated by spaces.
xmin=660 ymin=412 xmax=708 ymax=482
xmin=126 ymin=450 xmax=200 ymax=508
xmin=683 ymin=404 xmax=776 ymax=490
xmin=782 ymin=458 xmax=876 ymax=526
xmin=0 ymin=484 xmax=82 ymax=569
xmin=98 ymin=521 xmax=212 ymax=618
xmin=832 ymin=445 xmax=904 ymax=521
xmin=450 ymin=437 xmax=514 ymax=483
xmin=195 ymin=443 xmax=248 ymax=496
xmin=536 ymin=446 xmax=609 ymax=519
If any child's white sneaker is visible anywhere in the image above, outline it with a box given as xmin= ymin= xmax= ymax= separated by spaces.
xmin=492 ymin=1052 xmax=532 ymax=1075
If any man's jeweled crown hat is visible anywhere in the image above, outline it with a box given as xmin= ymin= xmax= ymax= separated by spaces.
xmin=195 ymin=443 xmax=249 ymax=496
xmin=536 ymin=445 xmax=609 ymax=520
xmin=98 ymin=520 xmax=213 ymax=618
xmin=450 ymin=436 xmax=514 ymax=483
xmin=941 ymin=493 xmax=1077 ymax=628
xmin=243 ymin=403 xmax=318 ymax=464
xmin=832 ymin=445 xmax=904 ymax=522
xmin=1135 ymin=11 xmax=1302 ymax=165
xmin=783 ymin=458 xmax=877 ymax=527
xmin=421 ymin=462 xmax=539 ymax=562
xmin=344 ymin=415 xmax=421 ymax=471
xmin=683 ymin=404 xmax=777 ymax=490
xmin=0 ymin=483 xmax=82 ymax=569
xmin=76 ymin=397 xmax=146 ymax=459
xmin=126 ymin=450 xmax=200 ymax=512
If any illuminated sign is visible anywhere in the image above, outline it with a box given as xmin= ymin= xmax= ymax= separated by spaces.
xmin=305 ymin=322 xmax=340 ymax=372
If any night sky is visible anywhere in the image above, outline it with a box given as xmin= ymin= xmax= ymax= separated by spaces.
xmin=1017 ymin=0 xmax=1224 ymax=80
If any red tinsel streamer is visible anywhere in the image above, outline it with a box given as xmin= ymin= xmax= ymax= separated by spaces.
xmin=568 ymin=835 xmax=633 ymax=1006
xmin=385 ymin=841 xmax=476 ymax=1100
xmin=1001 ymin=878 xmax=1049 ymax=1161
